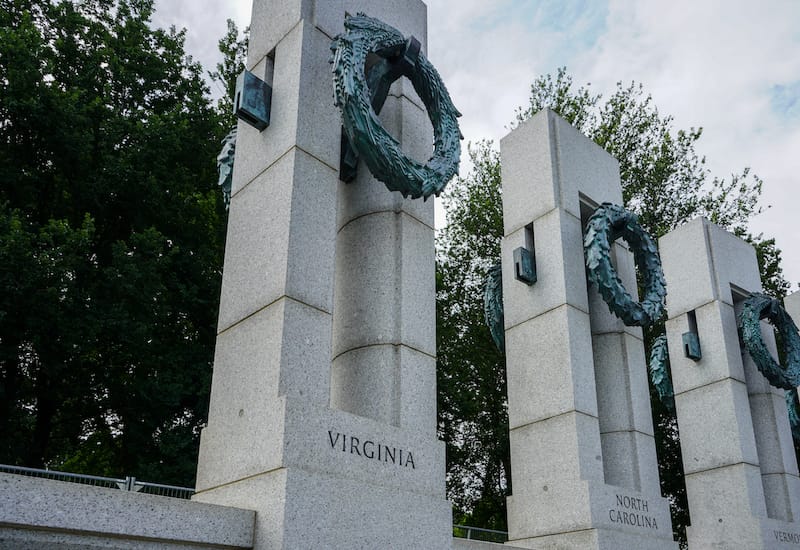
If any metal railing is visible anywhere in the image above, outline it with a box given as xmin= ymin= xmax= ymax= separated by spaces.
xmin=0 ymin=464 xmax=195 ymax=499
xmin=452 ymin=524 xmax=508 ymax=543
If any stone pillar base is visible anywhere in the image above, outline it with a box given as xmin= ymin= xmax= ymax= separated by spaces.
xmin=194 ymin=397 xmax=451 ymax=549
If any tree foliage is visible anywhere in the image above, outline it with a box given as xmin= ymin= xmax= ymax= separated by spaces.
xmin=0 ymin=0 xmax=228 ymax=485
xmin=209 ymin=18 xmax=248 ymax=129
xmin=437 ymin=67 xmax=787 ymax=538
xmin=437 ymin=142 xmax=508 ymax=529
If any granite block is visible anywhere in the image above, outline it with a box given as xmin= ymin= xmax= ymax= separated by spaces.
xmin=248 ymin=0 xmax=309 ymax=67
xmin=667 ymin=300 xmax=747 ymax=394
xmin=283 ymin=151 xmax=339 ymax=312
xmin=707 ymin=219 xmax=762 ymax=303
xmin=281 ymin=467 xmax=450 ymax=549
xmin=551 ymin=113 xmax=622 ymax=221
xmin=661 ymin=217 xmax=761 ymax=316
xmin=232 ymin=23 xmax=305 ymax=195
xmin=592 ymin=332 xmax=653 ymax=436
xmin=761 ymin=473 xmax=794 ymax=523
xmin=599 ymin=430 xmax=660 ymax=493
xmin=659 ymin=217 xmax=717 ymax=316
xmin=331 ymin=344 xmax=402 ymax=426
xmin=501 ymin=109 xmax=622 ymax=236
xmin=508 ymin=479 xmax=674 ymax=545
xmin=398 ymin=344 xmax=438 ymax=434
xmin=683 ymin=463 xmax=768 ymax=529
xmin=504 ymin=305 xmax=597 ymax=428
xmin=748 ymin=393 xmax=796 ymax=476
xmin=674 ymin=378 xmax=760 ymax=475
xmin=507 ymin=479 xmax=595 ymax=540
xmin=234 ymin=23 xmax=341 ymax=197
xmin=330 ymin=343 xmax=438 ymax=432
xmin=501 ymin=209 xmax=589 ymax=331
xmin=0 ymin=474 xmax=253 ymax=548
xmin=197 ymin=299 xmax=332 ymax=491
xmin=509 ymin=411 xmax=604 ymax=488
xmin=219 ymin=151 xmax=292 ymax=330
xmin=281 ymin=398 xmax=445 ymax=496
xmin=294 ymin=25 xmax=346 ymax=170
xmin=500 ymin=110 xmax=557 ymax=235
xmin=219 ymin=148 xmax=338 ymax=332
xmin=332 ymin=211 xmax=435 ymax=356
xmin=310 ymin=0 xmax=344 ymax=39
xmin=196 ymin=395 xmax=286 ymax=492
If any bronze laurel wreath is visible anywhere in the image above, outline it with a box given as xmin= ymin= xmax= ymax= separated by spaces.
xmin=739 ymin=293 xmax=800 ymax=390
xmin=330 ymin=13 xmax=462 ymax=200
xmin=584 ymin=203 xmax=666 ymax=327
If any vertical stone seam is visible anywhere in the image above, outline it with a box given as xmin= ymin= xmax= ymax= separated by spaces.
xmin=620 ymin=329 xmax=644 ymax=492
xmin=549 ymin=112 xmax=573 ymax=304
xmin=393 ymin=211 xmax=403 ymax=427
xmin=702 ymin=219 xmax=721 ymax=304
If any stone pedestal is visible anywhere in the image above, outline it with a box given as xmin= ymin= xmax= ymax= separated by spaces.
xmin=499 ymin=109 xmax=676 ymax=549
xmin=660 ymin=218 xmax=800 ymax=550
xmin=193 ymin=2 xmax=450 ymax=549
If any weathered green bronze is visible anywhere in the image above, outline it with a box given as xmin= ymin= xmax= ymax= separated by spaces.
xmin=513 ymin=246 xmax=536 ymax=285
xmin=484 ymin=263 xmax=504 ymax=353
xmin=682 ymin=331 xmax=702 ymax=361
xmin=216 ymin=127 xmax=237 ymax=208
xmin=584 ymin=203 xmax=666 ymax=327
xmin=330 ymin=13 xmax=462 ymax=200
xmin=234 ymin=70 xmax=272 ymax=131
xmin=339 ymin=36 xmax=421 ymax=182
xmin=739 ymin=293 xmax=800 ymax=443
xmin=738 ymin=293 xmax=800 ymax=390
xmin=786 ymin=388 xmax=800 ymax=442
xmin=648 ymin=334 xmax=675 ymax=412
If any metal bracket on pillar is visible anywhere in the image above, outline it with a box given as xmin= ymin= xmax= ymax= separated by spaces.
xmin=234 ymin=70 xmax=272 ymax=131
xmin=682 ymin=331 xmax=702 ymax=361
xmin=339 ymin=37 xmax=421 ymax=182
xmin=513 ymin=246 xmax=537 ymax=285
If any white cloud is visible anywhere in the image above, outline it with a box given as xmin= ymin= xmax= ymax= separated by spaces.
xmin=155 ymin=0 xmax=800 ymax=285
xmin=570 ymin=0 xmax=800 ymax=285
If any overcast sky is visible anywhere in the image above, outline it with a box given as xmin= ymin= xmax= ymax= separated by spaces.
xmin=153 ymin=0 xmax=800 ymax=287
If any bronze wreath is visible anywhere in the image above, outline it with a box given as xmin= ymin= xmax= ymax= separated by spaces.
xmin=738 ymin=293 xmax=800 ymax=390
xmin=584 ymin=203 xmax=666 ymax=327
xmin=330 ymin=13 xmax=462 ymax=200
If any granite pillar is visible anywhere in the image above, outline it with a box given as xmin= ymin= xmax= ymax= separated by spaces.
xmin=660 ymin=217 xmax=800 ymax=549
xmin=500 ymin=109 xmax=676 ymax=549
xmin=193 ymin=2 xmax=450 ymax=548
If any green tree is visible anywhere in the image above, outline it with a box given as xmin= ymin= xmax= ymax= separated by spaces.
xmin=437 ymin=67 xmax=788 ymax=540
xmin=437 ymin=142 xmax=508 ymax=530
xmin=209 ymin=18 xmax=249 ymax=128
xmin=0 ymin=0 xmax=228 ymax=485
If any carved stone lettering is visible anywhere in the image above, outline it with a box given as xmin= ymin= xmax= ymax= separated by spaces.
xmin=327 ymin=430 xmax=416 ymax=469
xmin=608 ymin=494 xmax=658 ymax=530
xmin=775 ymin=531 xmax=800 ymax=544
